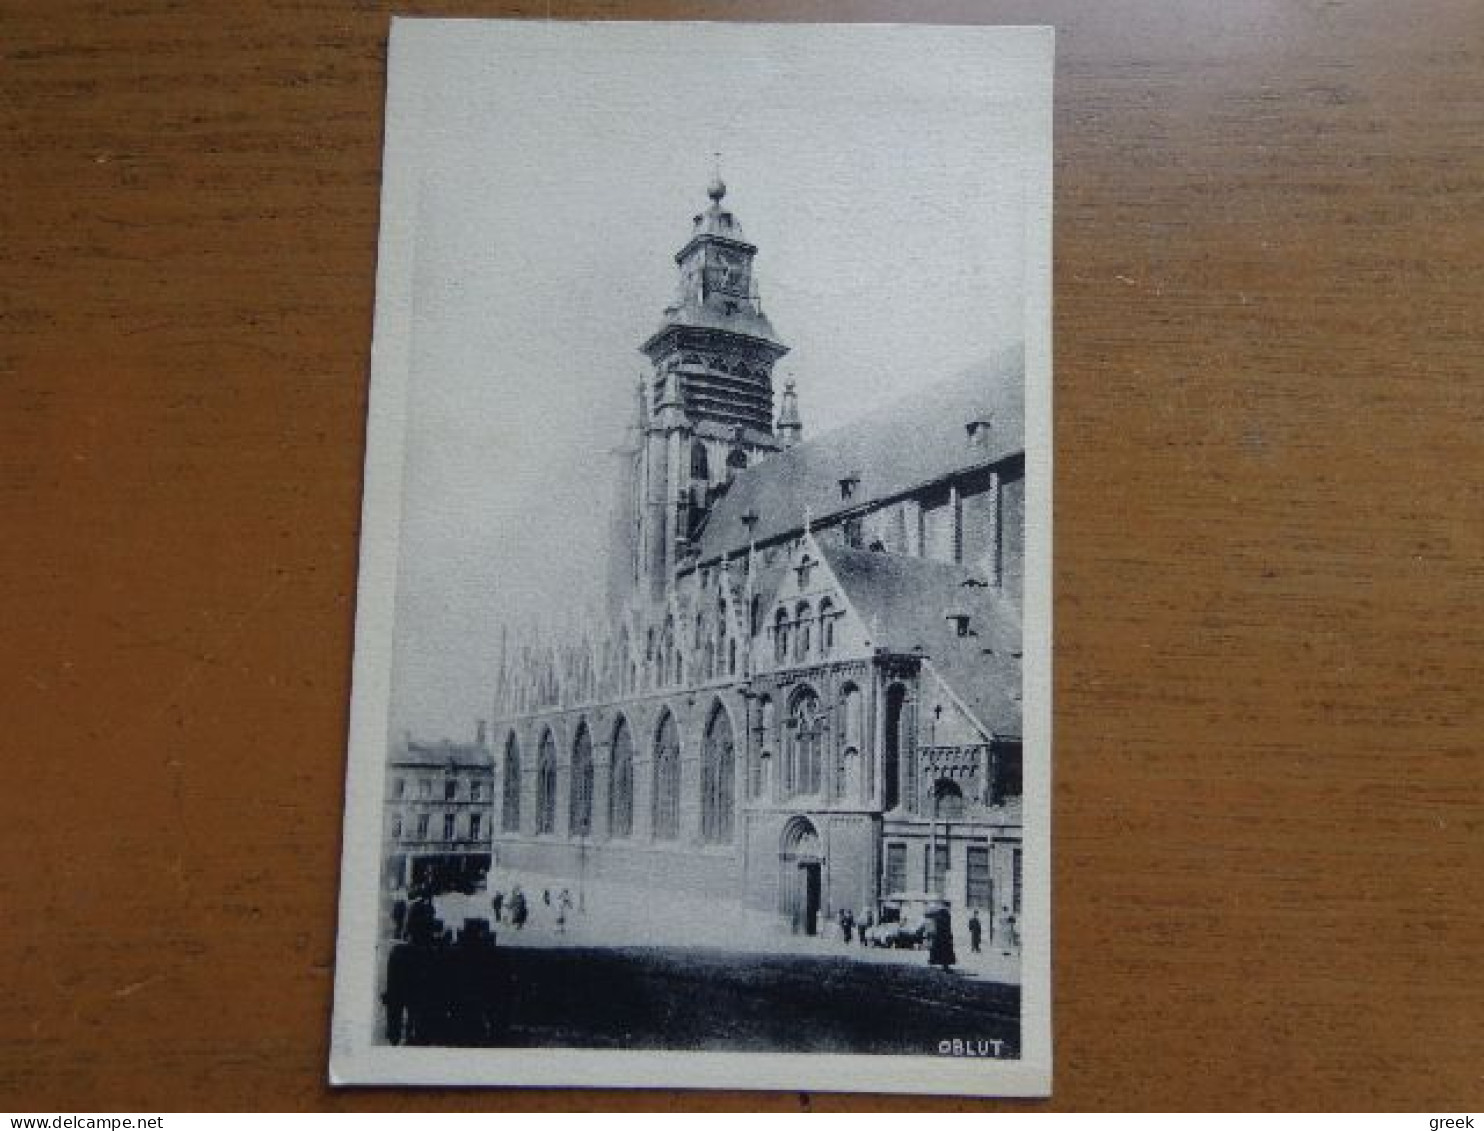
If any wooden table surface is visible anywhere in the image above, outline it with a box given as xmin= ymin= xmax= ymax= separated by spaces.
xmin=3 ymin=0 xmax=1481 ymax=1112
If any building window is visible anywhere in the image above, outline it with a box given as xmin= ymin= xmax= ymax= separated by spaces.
xmin=609 ymin=717 xmax=635 ymax=838
xmin=569 ymin=724 xmax=594 ymax=837
xmin=536 ymin=731 xmax=557 ymax=835
xmin=794 ymin=602 xmax=812 ymax=661
xmin=469 ymin=813 xmax=482 ymax=841
xmin=933 ymin=778 xmax=965 ymax=820
xmin=419 ymin=779 xmax=432 ymax=800
xmin=444 ymin=778 xmax=457 ymax=801
xmin=1012 ymin=848 xmax=1023 ymax=915
xmin=391 ymin=814 xmax=403 ymax=840
xmin=652 ymin=711 xmax=681 ymax=841
xmin=929 ymin=843 xmax=950 ymax=893
xmin=840 ymin=682 xmax=862 ymax=747
xmin=701 ymin=704 xmax=736 ymax=844
xmin=443 ymin=812 xmax=456 ymax=842
xmin=773 ymin=607 xmax=789 ymax=664
xmin=818 ymin=598 xmax=835 ymax=655
xmin=393 ymin=777 xmax=406 ymax=799
xmin=470 ymin=780 xmax=483 ymax=802
xmin=885 ymin=842 xmax=907 ymax=896
xmin=967 ymin=845 xmax=991 ymax=910
xmin=786 ymin=686 xmax=823 ymax=796
xmin=691 ymin=439 xmax=709 ymax=480
xmin=501 ymin=735 xmax=521 ymax=833
xmin=415 ymin=813 xmax=430 ymax=840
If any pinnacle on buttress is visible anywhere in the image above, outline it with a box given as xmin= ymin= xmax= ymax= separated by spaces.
xmin=776 ymin=377 xmax=803 ymax=448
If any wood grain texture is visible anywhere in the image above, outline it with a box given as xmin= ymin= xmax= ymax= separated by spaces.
xmin=2 ymin=0 xmax=1480 ymax=1112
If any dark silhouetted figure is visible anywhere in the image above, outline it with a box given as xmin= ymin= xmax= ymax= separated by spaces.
xmin=491 ymin=890 xmax=504 ymax=923
xmin=968 ymin=910 xmax=983 ymax=954
xmin=927 ymin=906 xmax=957 ymax=971
xmin=510 ymin=888 xmax=528 ymax=930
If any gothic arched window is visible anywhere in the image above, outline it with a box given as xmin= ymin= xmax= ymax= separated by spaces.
xmin=787 ymin=686 xmax=823 ymax=797
xmin=501 ymin=733 xmax=521 ymax=833
xmin=609 ymin=716 xmax=634 ymax=838
xmin=569 ymin=724 xmax=594 ymax=837
xmin=933 ymin=778 xmax=966 ymax=820
xmin=691 ymin=440 xmax=709 ymax=480
xmin=819 ymin=597 xmax=836 ymax=655
xmin=535 ymin=730 xmax=557 ymax=835
xmin=794 ymin=601 xmax=812 ymax=661
xmin=701 ymin=704 xmax=736 ymax=844
xmin=652 ymin=712 xmax=681 ymax=841
xmin=840 ymin=682 xmax=863 ymax=747
xmin=774 ymin=607 xmax=789 ymax=664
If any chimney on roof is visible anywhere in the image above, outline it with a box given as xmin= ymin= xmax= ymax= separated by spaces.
xmin=476 ymin=719 xmax=488 ymax=748
xmin=966 ymin=411 xmax=993 ymax=449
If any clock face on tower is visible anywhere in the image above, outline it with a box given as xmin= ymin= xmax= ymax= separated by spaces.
xmin=711 ymin=248 xmax=748 ymax=296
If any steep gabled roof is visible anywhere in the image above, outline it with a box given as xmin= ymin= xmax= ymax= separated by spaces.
xmin=819 ymin=542 xmax=1022 ymax=738
xmin=695 ymin=346 xmax=1025 ymax=563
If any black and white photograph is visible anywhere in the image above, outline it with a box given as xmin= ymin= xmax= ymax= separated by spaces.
xmin=331 ymin=19 xmax=1053 ymax=1095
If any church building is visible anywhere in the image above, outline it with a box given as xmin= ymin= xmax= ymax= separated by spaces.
xmin=483 ymin=180 xmax=1026 ymax=945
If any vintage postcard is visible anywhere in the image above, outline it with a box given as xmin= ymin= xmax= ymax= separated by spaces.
xmin=331 ymin=19 xmax=1053 ymax=1095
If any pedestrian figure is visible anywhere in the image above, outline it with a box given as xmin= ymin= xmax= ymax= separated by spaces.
xmin=927 ymin=905 xmax=958 ymax=971
xmin=839 ymin=908 xmax=854 ymax=944
xmin=491 ymin=889 xmax=504 ymax=923
xmin=510 ymin=887 xmax=528 ymax=930
xmin=968 ymin=909 xmax=983 ymax=954
xmin=858 ymin=910 xmax=872 ymax=947
xmin=543 ymin=888 xmax=551 ymax=907
xmin=390 ymin=895 xmax=408 ymax=941
xmin=406 ymin=892 xmax=436 ymax=942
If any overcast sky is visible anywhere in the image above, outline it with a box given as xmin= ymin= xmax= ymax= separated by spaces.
xmin=380 ymin=21 xmax=1050 ymax=739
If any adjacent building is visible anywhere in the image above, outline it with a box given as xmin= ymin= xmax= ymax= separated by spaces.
xmin=383 ymin=726 xmax=495 ymax=895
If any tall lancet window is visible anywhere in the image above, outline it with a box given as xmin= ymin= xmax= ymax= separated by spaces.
xmin=786 ymin=686 xmax=824 ymax=797
xmin=700 ymin=704 xmax=736 ymax=844
xmin=653 ymin=711 xmax=681 ymax=841
xmin=608 ymin=716 xmax=634 ymax=838
xmin=569 ymin=723 xmax=594 ymax=837
xmin=501 ymin=734 xmax=521 ymax=833
xmin=794 ymin=601 xmax=813 ymax=661
xmin=535 ymin=730 xmax=557 ymax=835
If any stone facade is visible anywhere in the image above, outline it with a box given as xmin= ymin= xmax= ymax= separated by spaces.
xmin=483 ymin=182 xmax=1026 ymax=943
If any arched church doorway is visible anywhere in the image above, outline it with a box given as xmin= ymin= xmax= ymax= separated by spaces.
xmin=779 ymin=816 xmax=823 ymax=936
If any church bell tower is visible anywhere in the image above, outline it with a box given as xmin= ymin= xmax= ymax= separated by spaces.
xmin=633 ymin=179 xmax=792 ymax=599
xmin=640 ymin=178 xmax=790 ymax=437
